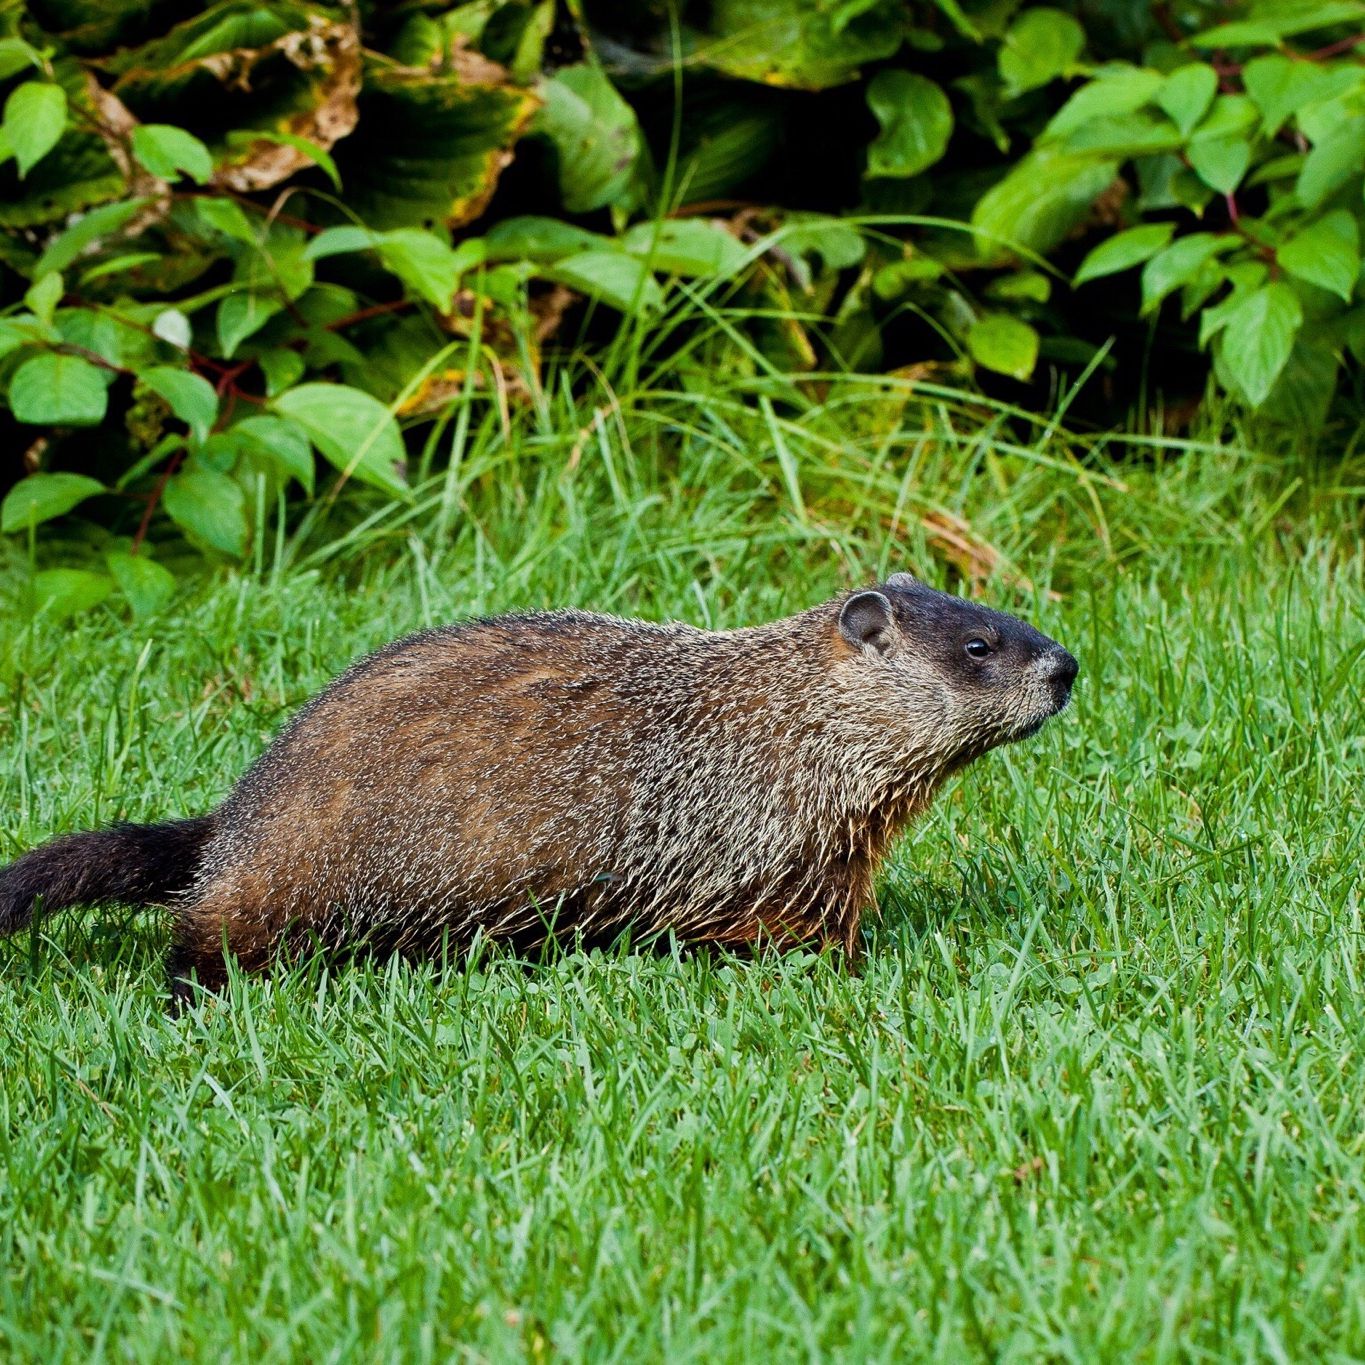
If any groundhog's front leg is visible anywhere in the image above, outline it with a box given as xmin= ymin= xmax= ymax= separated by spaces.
xmin=831 ymin=899 xmax=866 ymax=969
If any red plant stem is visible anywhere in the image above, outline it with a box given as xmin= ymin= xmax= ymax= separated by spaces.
xmin=74 ymin=298 xmax=235 ymax=379
xmin=214 ymin=361 xmax=253 ymax=396
xmin=1153 ymin=3 xmax=1184 ymax=44
xmin=55 ymin=341 xmax=129 ymax=375
xmin=324 ymin=299 xmax=413 ymax=330
xmin=1215 ymin=31 xmax=1361 ymax=80
xmin=1303 ymin=32 xmax=1365 ymax=61
xmin=130 ymin=449 xmax=183 ymax=555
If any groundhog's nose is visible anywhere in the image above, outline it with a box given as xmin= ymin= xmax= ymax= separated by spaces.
xmin=1046 ymin=648 xmax=1079 ymax=689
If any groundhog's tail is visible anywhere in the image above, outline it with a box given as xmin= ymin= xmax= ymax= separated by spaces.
xmin=0 ymin=816 xmax=215 ymax=936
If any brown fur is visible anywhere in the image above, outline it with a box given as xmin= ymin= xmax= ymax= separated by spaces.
xmin=0 ymin=575 xmax=1077 ymax=1002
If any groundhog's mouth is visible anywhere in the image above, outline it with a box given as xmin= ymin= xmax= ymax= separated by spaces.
xmin=1011 ymin=690 xmax=1072 ymax=743
xmin=1010 ymin=715 xmax=1051 ymax=743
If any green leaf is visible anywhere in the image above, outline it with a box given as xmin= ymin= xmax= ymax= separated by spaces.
xmin=998 ymin=8 xmax=1084 ymax=99
xmin=217 ymin=290 xmax=284 ymax=359
xmin=227 ymin=414 xmax=315 ymax=494
xmin=79 ymin=248 xmax=162 ymax=279
xmin=1278 ymin=210 xmax=1360 ymax=302
xmin=692 ymin=0 xmax=904 ymax=89
xmin=24 ymin=271 xmax=63 ymax=326
xmin=56 ymin=307 xmax=154 ymax=371
xmin=1182 ymin=258 xmax=1232 ymax=320
xmin=256 ymin=350 xmax=306 ymax=399
xmin=779 ymin=216 xmax=867 ymax=272
xmin=1058 ymin=113 xmax=1181 ymax=158
xmin=1043 ymin=65 xmax=1163 ymax=139
xmin=1141 ymin=234 xmax=1236 ymax=314
xmin=137 ymin=366 xmax=218 ymax=446
xmin=8 ymin=352 xmax=109 ymax=426
xmin=303 ymin=226 xmax=378 ymax=260
xmin=1297 ymin=123 xmax=1365 ymax=209
xmin=1257 ymin=336 xmax=1339 ymax=431
xmin=1187 ymin=136 xmax=1251 ymax=194
xmin=973 ymin=149 xmax=1118 ymax=259
xmin=1216 ymin=282 xmax=1303 ymax=407
xmin=538 ymin=63 xmax=645 ymax=214
xmin=163 ymin=464 xmax=249 ymax=557
xmin=1074 ymin=222 xmax=1177 ymax=286
xmin=271 ymin=383 xmax=408 ymax=496
xmin=1 ymin=472 xmax=105 ymax=534
xmin=0 ymin=58 xmax=124 ymax=228
xmin=334 ymin=64 xmax=537 ymax=229
xmin=621 ymin=221 xmax=749 ymax=277
xmin=987 ymin=270 xmax=1050 ymax=302
xmin=34 ymin=198 xmax=152 ymax=279
xmin=0 ymin=38 xmax=42 ymax=81
xmin=967 ymin=314 xmax=1039 ymax=381
xmin=3 ymin=81 xmax=67 ymax=177
xmin=873 ymin=257 xmax=944 ymax=298
xmin=1157 ymin=64 xmax=1217 ymax=136
xmin=1195 ymin=5 xmax=1365 ymax=47
xmin=380 ymin=231 xmax=477 ymax=311
xmin=865 ymin=71 xmax=953 ymax=179
xmin=0 ymin=317 xmax=50 ymax=362
xmin=131 ymin=124 xmax=213 ymax=183
xmin=1190 ymin=21 xmax=1280 ymax=46
xmin=234 ymin=223 xmax=313 ymax=304
xmin=106 ymin=551 xmax=176 ymax=618
xmin=780 ymin=214 xmax=862 ymax=286
xmin=547 ymin=251 xmax=665 ymax=315
xmin=190 ymin=197 xmax=256 ymax=245
xmin=1198 ymin=263 xmax=1267 ymax=346
xmin=1136 ymin=152 xmax=1213 ymax=214
xmin=1243 ymin=55 xmax=1338 ymax=135
xmin=30 ymin=568 xmax=112 ymax=621
xmin=1186 ymin=96 xmax=1257 ymax=194
xmin=307 ymin=226 xmax=480 ymax=310
xmin=484 ymin=216 xmax=614 ymax=263
xmin=1192 ymin=95 xmax=1258 ymax=138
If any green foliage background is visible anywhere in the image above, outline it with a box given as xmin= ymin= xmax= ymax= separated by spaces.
xmin=2 ymin=0 xmax=1364 ymax=613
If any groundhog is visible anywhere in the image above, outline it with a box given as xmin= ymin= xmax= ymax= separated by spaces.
xmin=0 ymin=573 xmax=1077 ymax=1004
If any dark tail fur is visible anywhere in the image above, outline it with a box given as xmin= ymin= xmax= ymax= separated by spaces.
xmin=0 ymin=816 xmax=215 ymax=935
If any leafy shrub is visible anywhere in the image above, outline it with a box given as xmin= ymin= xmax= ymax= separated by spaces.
xmin=1 ymin=0 xmax=1363 ymax=608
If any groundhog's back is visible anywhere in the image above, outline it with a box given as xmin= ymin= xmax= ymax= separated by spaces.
xmin=195 ymin=611 xmax=828 ymax=935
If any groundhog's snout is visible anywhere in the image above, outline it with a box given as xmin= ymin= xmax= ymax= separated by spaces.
xmin=1042 ymin=646 xmax=1080 ymax=708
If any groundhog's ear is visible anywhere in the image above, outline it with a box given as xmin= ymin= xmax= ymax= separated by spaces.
xmin=839 ymin=591 xmax=895 ymax=655
xmin=884 ymin=572 xmax=918 ymax=590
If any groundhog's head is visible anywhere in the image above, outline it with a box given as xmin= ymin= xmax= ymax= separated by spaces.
xmin=838 ymin=572 xmax=1077 ymax=771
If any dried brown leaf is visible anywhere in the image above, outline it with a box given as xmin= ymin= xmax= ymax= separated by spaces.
xmin=210 ymin=17 xmax=361 ymax=193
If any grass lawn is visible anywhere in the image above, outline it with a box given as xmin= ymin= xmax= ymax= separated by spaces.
xmin=1 ymin=389 xmax=1363 ymax=1360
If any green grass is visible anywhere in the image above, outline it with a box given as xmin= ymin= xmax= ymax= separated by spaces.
xmin=2 ymin=381 xmax=1364 ymax=1361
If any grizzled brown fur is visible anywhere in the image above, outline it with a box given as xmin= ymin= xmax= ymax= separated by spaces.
xmin=0 ymin=574 xmax=1077 ymax=1005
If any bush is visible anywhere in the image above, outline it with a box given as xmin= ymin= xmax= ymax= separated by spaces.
xmin=1 ymin=0 xmax=1363 ymax=605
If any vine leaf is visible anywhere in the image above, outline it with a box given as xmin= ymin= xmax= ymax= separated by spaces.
xmin=1 ymin=472 xmax=105 ymax=533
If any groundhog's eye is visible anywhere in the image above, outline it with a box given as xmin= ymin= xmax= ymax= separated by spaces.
xmin=964 ymin=638 xmax=993 ymax=660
